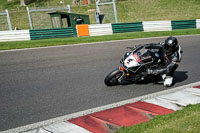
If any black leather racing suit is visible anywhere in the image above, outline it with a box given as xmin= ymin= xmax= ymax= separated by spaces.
xmin=144 ymin=43 xmax=182 ymax=76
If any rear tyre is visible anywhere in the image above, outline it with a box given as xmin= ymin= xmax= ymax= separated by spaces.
xmin=104 ymin=68 xmax=123 ymax=86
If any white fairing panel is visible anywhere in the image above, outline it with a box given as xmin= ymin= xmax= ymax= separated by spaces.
xmin=124 ymin=54 xmax=139 ymax=68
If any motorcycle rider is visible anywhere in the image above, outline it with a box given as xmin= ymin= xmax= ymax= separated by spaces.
xmin=146 ymin=36 xmax=182 ymax=87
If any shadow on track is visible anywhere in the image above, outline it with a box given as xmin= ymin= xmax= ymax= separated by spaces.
xmin=173 ymin=71 xmax=188 ymax=85
xmin=118 ymin=71 xmax=188 ymax=86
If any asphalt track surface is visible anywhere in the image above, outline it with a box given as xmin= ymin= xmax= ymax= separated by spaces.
xmin=0 ymin=35 xmax=200 ymax=131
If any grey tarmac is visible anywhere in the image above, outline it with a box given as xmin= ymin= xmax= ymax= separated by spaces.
xmin=0 ymin=35 xmax=200 ymax=131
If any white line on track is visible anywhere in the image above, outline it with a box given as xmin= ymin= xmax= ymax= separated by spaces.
xmin=1 ymin=81 xmax=200 ymax=133
xmin=0 ymin=34 xmax=200 ymax=53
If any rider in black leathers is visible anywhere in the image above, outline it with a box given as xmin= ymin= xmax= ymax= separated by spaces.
xmin=145 ymin=36 xmax=182 ymax=87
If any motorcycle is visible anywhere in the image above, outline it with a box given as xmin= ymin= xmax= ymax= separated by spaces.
xmin=104 ymin=44 xmax=168 ymax=86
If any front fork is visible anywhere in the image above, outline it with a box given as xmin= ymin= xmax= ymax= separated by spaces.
xmin=118 ymin=66 xmax=130 ymax=83
xmin=118 ymin=66 xmax=147 ymax=83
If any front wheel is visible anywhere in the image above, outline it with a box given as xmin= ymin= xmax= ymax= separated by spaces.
xmin=104 ymin=68 xmax=123 ymax=86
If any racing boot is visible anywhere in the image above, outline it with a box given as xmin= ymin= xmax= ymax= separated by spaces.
xmin=163 ymin=76 xmax=173 ymax=87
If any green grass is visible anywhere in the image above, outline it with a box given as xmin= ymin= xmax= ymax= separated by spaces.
xmin=1 ymin=0 xmax=200 ymax=29
xmin=117 ymin=103 xmax=200 ymax=133
xmin=117 ymin=0 xmax=200 ymax=22
xmin=0 ymin=28 xmax=200 ymax=50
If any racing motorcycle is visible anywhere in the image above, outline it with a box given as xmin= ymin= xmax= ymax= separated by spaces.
xmin=104 ymin=44 xmax=168 ymax=86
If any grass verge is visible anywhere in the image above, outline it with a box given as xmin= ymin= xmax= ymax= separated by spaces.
xmin=0 ymin=28 xmax=200 ymax=51
xmin=1 ymin=0 xmax=200 ymax=29
xmin=117 ymin=103 xmax=200 ymax=133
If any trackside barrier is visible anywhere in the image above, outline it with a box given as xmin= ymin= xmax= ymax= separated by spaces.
xmin=76 ymin=24 xmax=90 ymax=37
xmin=30 ymin=27 xmax=75 ymax=40
xmin=0 ymin=19 xmax=200 ymax=42
xmin=0 ymin=30 xmax=30 ymax=42
xmin=143 ymin=20 xmax=172 ymax=32
xmin=171 ymin=20 xmax=196 ymax=30
xmin=88 ymin=24 xmax=113 ymax=36
xmin=112 ymin=22 xmax=143 ymax=33
xmin=196 ymin=19 xmax=200 ymax=29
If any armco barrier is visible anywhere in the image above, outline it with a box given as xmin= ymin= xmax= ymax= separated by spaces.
xmin=0 ymin=19 xmax=200 ymax=42
xmin=112 ymin=22 xmax=143 ymax=33
xmin=171 ymin=20 xmax=196 ymax=30
xmin=196 ymin=19 xmax=200 ymax=29
xmin=0 ymin=30 xmax=30 ymax=42
xmin=88 ymin=24 xmax=113 ymax=36
xmin=30 ymin=27 xmax=75 ymax=40
xmin=143 ymin=20 xmax=172 ymax=32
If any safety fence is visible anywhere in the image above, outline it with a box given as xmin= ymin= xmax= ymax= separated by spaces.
xmin=0 ymin=10 xmax=12 ymax=31
xmin=0 ymin=19 xmax=199 ymax=42
xmin=26 ymin=6 xmax=71 ymax=30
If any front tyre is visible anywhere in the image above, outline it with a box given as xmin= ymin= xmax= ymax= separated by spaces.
xmin=104 ymin=68 xmax=123 ymax=86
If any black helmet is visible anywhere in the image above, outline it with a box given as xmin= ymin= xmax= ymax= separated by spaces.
xmin=164 ymin=36 xmax=178 ymax=55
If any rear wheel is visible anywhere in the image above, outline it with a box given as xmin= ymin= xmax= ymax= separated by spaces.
xmin=104 ymin=68 xmax=123 ymax=86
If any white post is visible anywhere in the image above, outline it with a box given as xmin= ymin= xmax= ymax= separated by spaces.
xmin=5 ymin=9 xmax=12 ymax=31
xmin=112 ymin=0 xmax=118 ymax=23
xmin=67 ymin=4 xmax=71 ymax=13
xmin=26 ymin=7 xmax=33 ymax=30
